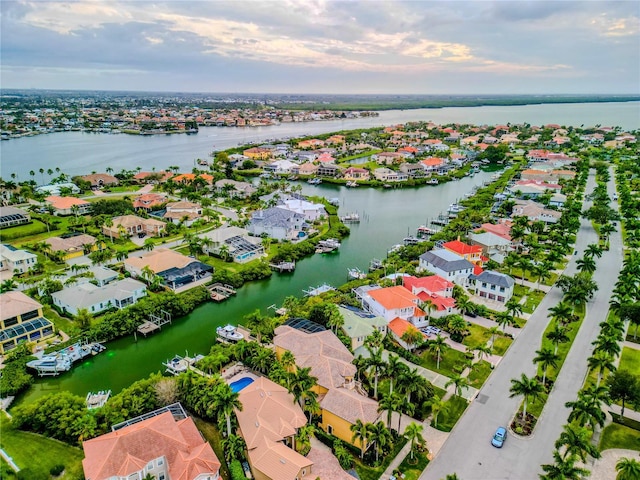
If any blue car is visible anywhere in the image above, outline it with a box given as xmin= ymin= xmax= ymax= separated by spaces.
xmin=491 ymin=427 xmax=507 ymax=448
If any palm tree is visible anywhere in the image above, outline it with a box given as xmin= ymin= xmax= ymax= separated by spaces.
xmin=587 ymin=350 xmax=616 ymax=388
xmin=533 ymin=347 xmax=559 ymax=387
xmin=222 ymin=433 xmax=246 ymax=462
xmin=546 ymin=324 xmax=570 ymax=355
xmin=474 ymin=344 xmax=493 ymax=363
xmin=576 ymin=256 xmax=596 ymax=275
xmin=385 ymin=354 xmax=407 ymax=395
xmin=615 ymin=457 xmax=640 ymax=480
xmin=427 ymin=396 xmax=447 ymax=428
xmin=365 ymin=329 xmax=384 ymax=353
xmin=592 ymin=335 xmax=622 ymax=359
xmin=584 ymin=243 xmax=603 ymax=259
xmin=402 ymin=326 xmax=424 ymax=351
xmin=505 ymin=298 xmax=523 ymax=319
xmin=495 ymin=311 xmax=515 ymax=333
xmin=378 ymin=392 xmax=402 ymax=430
xmin=455 ymin=296 xmax=476 ymax=317
xmin=486 ymin=326 xmax=501 ymax=347
xmin=509 ymin=373 xmax=543 ymax=422
xmin=404 ymin=422 xmax=426 ymax=461
xmin=351 ymin=419 xmax=371 ymax=459
xmin=143 ymin=238 xmax=155 ymax=251
xmin=368 ymin=420 xmax=392 ymax=465
xmin=427 ymin=335 xmax=449 ymax=370
xmin=421 ymin=299 xmax=436 ymax=323
xmin=445 ymin=374 xmax=470 ymax=398
xmin=0 ymin=279 xmax=18 ymax=293
xmin=212 ymin=382 xmax=242 ymax=437
xmin=554 ymin=424 xmax=600 ymax=462
xmin=565 ymin=395 xmax=607 ymax=430
xmin=364 ymin=346 xmax=386 ymax=400
xmin=447 ymin=315 xmax=468 ymax=340
xmin=548 ymin=301 xmax=574 ymax=326
xmin=540 ymin=450 xmax=590 ymax=480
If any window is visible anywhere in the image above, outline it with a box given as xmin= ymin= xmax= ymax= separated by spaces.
xmin=482 ymin=282 xmax=487 ymax=288
xmin=500 ymin=287 xmax=505 ymax=292
xmin=157 ymin=458 xmax=164 ymax=466
xmin=327 ymin=425 xmax=333 ymax=434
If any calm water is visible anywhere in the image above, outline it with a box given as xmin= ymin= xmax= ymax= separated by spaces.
xmin=17 ymin=172 xmax=493 ymax=405
xmin=2 ymin=102 xmax=638 ymax=179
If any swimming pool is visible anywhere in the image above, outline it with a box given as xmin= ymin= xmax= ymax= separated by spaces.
xmin=230 ymin=376 xmax=254 ymax=393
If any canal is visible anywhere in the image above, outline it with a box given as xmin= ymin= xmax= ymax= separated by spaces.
xmin=17 ymin=171 xmax=493 ymax=406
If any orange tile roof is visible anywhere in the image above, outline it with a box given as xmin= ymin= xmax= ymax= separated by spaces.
xmin=443 ymin=240 xmax=482 ymax=256
xmin=0 ymin=291 xmax=42 ymax=320
xmin=415 ymin=292 xmax=456 ymax=311
xmin=45 ymin=195 xmax=90 ymax=209
xmin=474 ymin=265 xmax=484 ymax=275
xmin=368 ymin=286 xmax=420 ymax=310
xmin=388 ymin=317 xmax=426 ymax=340
xmin=172 ymin=173 xmax=214 ymax=184
xmin=421 ymin=157 xmax=444 ymax=167
xmin=475 ymin=222 xmax=512 ymax=240
xmin=403 ymin=275 xmax=453 ymax=294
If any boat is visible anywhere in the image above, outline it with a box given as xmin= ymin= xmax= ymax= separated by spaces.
xmin=448 ymin=203 xmax=465 ymax=214
xmin=307 ymin=178 xmax=322 ymax=185
xmin=340 ymin=212 xmax=360 ymax=223
xmin=388 ymin=244 xmax=403 ymax=254
xmin=347 ymin=267 xmax=367 ymax=280
xmin=26 ymin=354 xmax=72 ymax=375
xmin=163 ymin=355 xmax=190 ymax=374
xmin=346 ymin=180 xmax=358 ymax=187
xmin=427 ymin=178 xmax=439 ymax=185
xmin=369 ymin=258 xmax=383 ymax=271
xmin=197 ymin=159 xmax=209 ymax=166
xmin=404 ymin=236 xmax=420 ymax=245
xmin=328 ymin=198 xmax=340 ymax=206
xmin=315 ymin=238 xmax=341 ymax=253
xmin=417 ymin=225 xmax=437 ymax=238
xmin=216 ymin=324 xmax=244 ymax=342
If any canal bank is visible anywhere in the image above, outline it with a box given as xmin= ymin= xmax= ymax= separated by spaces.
xmin=15 ymin=171 xmax=494 ymax=406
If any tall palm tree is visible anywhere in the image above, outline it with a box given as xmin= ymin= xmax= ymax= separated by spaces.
xmin=540 ymin=450 xmax=590 ymax=480
xmin=548 ymin=301 xmax=574 ymax=325
xmin=445 ymin=374 xmax=470 ymax=398
xmin=385 ymin=354 xmax=406 ymax=395
xmin=368 ymin=420 xmax=392 ymax=465
xmin=554 ymin=424 xmax=600 ymax=462
xmin=495 ymin=311 xmax=515 ymax=333
xmin=576 ymin=256 xmax=597 ymax=275
xmin=584 ymin=243 xmax=603 ymax=259
xmin=474 ymin=344 xmax=493 ymax=364
xmin=592 ymin=335 xmax=622 ymax=359
xmin=427 ymin=396 xmax=447 ymax=428
xmin=565 ymin=395 xmax=607 ymax=430
xmin=587 ymin=350 xmax=616 ymax=388
xmin=505 ymin=298 xmax=523 ymax=319
xmin=401 ymin=326 xmax=424 ymax=351
xmin=350 ymin=419 xmax=371 ymax=459
xmin=615 ymin=457 xmax=640 ymax=480
xmin=222 ymin=433 xmax=246 ymax=462
xmin=509 ymin=373 xmax=543 ymax=422
xmin=213 ymin=382 xmax=242 ymax=437
xmin=486 ymin=326 xmax=501 ymax=347
xmin=364 ymin=347 xmax=386 ymax=399
xmin=427 ymin=334 xmax=449 ymax=370
xmin=546 ymin=323 xmax=570 ymax=355
xmin=404 ymin=422 xmax=426 ymax=461
xmin=533 ymin=347 xmax=559 ymax=387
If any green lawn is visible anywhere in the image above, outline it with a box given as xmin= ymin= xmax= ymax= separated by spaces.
xmin=432 ymin=395 xmax=468 ymax=432
xmin=193 ymin=417 xmax=231 ymax=480
xmin=492 ymin=335 xmax=513 ymax=356
xmin=521 ymin=290 xmax=545 ymax=314
xmin=625 ymin=331 xmax=640 ymax=344
xmin=354 ymin=437 xmax=408 ymax=480
xmin=462 ymin=323 xmax=490 ymax=349
xmin=512 ymin=284 xmax=529 ymax=299
xmin=395 ymin=450 xmax=429 ymax=480
xmin=618 ymin=346 xmax=640 ymax=374
xmin=468 ymin=360 xmax=493 ymax=388
xmin=419 ymin=348 xmax=468 ymax=378
xmin=0 ymin=220 xmax=48 ymax=241
xmin=0 ymin=413 xmax=84 ymax=479
xmin=599 ymin=423 xmax=640 ymax=452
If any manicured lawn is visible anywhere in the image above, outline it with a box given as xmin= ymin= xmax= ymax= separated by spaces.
xmin=0 ymin=413 xmax=84 ymax=479
xmin=468 ymin=360 xmax=493 ymax=388
xmin=43 ymin=305 xmax=78 ymax=335
xmin=618 ymin=346 xmax=640 ymax=374
xmin=0 ymin=220 xmax=48 ymax=241
xmin=432 ymin=395 xmax=468 ymax=432
xmin=625 ymin=331 xmax=640 ymax=344
xmin=492 ymin=335 xmax=513 ymax=356
xmin=599 ymin=423 xmax=640 ymax=452
xmin=395 ymin=450 xmax=429 ymax=480
xmin=512 ymin=284 xmax=529 ymax=299
xmin=420 ymin=348 xmax=468 ymax=378
xmin=193 ymin=416 xmax=231 ymax=480
xmin=462 ymin=323 xmax=490 ymax=349
xmin=522 ymin=290 xmax=545 ymax=314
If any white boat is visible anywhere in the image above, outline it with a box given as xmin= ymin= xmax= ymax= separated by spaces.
xmin=316 ymin=238 xmax=341 ymax=253
xmin=26 ymin=354 xmax=72 ymax=375
xmin=427 ymin=178 xmax=439 ymax=185
xmin=448 ymin=203 xmax=465 ymax=214
xmin=388 ymin=244 xmax=403 ymax=254
xmin=346 ymin=181 xmax=358 ymax=187
xmin=307 ymin=178 xmax=322 ymax=185
xmin=216 ymin=324 xmax=244 ymax=342
xmin=347 ymin=267 xmax=367 ymax=280
xmin=417 ymin=225 xmax=437 ymax=237
xmin=163 ymin=355 xmax=190 ymax=375
xmin=340 ymin=212 xmax=360 ymax=223
xmin=303 ymin=283 xmax=335 ymax=296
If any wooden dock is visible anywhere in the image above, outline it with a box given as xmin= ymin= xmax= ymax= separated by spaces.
xmin=207 ymin=283 xmax=237 ymax=302
xmin=136 ymin=310 xmax=172 ymax=337
xmin=269 ymin=261 xmax=295 ymax=272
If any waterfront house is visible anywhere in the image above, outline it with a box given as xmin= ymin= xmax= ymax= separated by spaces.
xmin=199 ymin=226 xmax=264 ymax=263
xmin=373 ymin=151 xmax=404 ymax=165
xmin=442 ymin=240 xmax=484 ymax=266
xmin=402 ymin=275 xmax=456 ymax=318
xmin=273 ymin=323 xmax=380 ymax=449
xmin=80 ymin=173 xmax=119 ymax=189
xmin=298 ymin=162 xmax=318 ymax=176
xmin=372 ymin=168 xmax=408 ymax=182
xmin=125 ymin=248 xmax=213 ymax=291
xmin=52 ymin=278 xmax=147 ymax=316
xmin=297 ymin=138 xmax=325 ymax=149
xmin=474 ymin=221 xmax=512 ymax=241
xmin=388 ymin=318 xmax=426 ymax=349
xmin=264 ymin=159 xmax=297 ymax=174
xmin=399 ymin=162 xmax=425 ymax=178
xmin=36 ymin=183 xmax=80 ymax=196
xmin=214 ymin=179 xmax=257 ymax=198
xmin=44 ymin=196 xmax=91 ymax=216
xmin=45 ymin=233 xmax=100 ymax=260
xmin=247 ymin=207 xmax=307 ymax=241
xmin=0 ymin=244 xmax=38 ymax=275
xmin=103 ymin=215 xmax=165 ymax=238
xmin=469 ymin=270 xmax=515 ymax=303
xmin=82 ymin=407 xmax=221 ymax=480
xmin=133 ymin=193 xmax=167 ymax=212
xmin=87 ymin=266 xmax=119 ymax=287
xmin=317 ymin=163 xmax=343 ymax=177
xmin=338 ymin=306 xmax=387 ymax=351
xmin=343 ymin=167 xmax=370 ymax=181
xmin=512 ymin=200 xmax=562 ymax=224
xmin=163 ymin=201 xmax=203 ymax=226
xmin=236 ymin=376 xmax=313 ymax=480
xmin=360 ymin=285 xmax=427 ymax=327
xmin=172 ymin=173 xmax=215 ymax=186
xmin=243 ymin=147 xmax=273 ymax=160
xmin=420 ymin=157 xmax=446 ymax=174
xmin=0 ymin=206 xmax=30 ymax=229
xmin=419 ymin=249 xmax=475 ymax=285
xmin=281 ymin=198 xmax=326 ymax=221
xmin=0 ymin=291 xmax=54 ymax=354
xmin=133 ymin=170 xmax=173 ymax=184
xmin=468 ymin=231 xmax=513 ymax=264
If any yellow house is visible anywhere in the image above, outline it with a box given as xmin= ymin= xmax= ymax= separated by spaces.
xmin=273 ymin=324 xmax=381 ymax=449
xmin=45 ymin=234 xmax=103 ymax=261
xmin=243 ymin=147 xmax=273 ymax=160
xmin=0 ymin=291 xmax=54 ymax=353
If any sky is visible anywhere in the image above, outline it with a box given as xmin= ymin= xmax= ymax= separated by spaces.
xmin=1 ymin=0 xmax=639 ymax=95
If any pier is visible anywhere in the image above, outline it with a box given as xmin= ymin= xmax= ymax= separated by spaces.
xmin=136 ymin=310 xmax=172 ymax=337
xmin=86 ymin=390 xmax=111 ymax=409
xmin=269 ymin=261 xmax=296 ymax=272
xmin=207 ymin=283 xmax=237 ymax=302
xmin=303 ymin=283 xmax=335 ymax=297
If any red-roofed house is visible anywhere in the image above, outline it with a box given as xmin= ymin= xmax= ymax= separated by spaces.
xmin=475 ymin=222 xmax=512 ymax=241
xmin=402 ymin=275 xmax=456 ymax=318
xmin=361 ymin=285 xmax=427 ymax=327
xmin=343 ymin=167 xmax=370 ymax=181
xmin=388 ymin=317 xmax=426 ymax=349
xmin=133 ymin=193 xmax=167 ymax=211
xmin=420 ymin=157 xmax=446 ymax=174
xmin=82 ymin=409 xmax=221 ymax=480
xmin=442 ymin=240 xmax=483 ymax=266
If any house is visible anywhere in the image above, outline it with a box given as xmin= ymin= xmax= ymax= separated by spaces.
xmin=164 ymin=201 xmax=203 ymax=226
xmin=338 ymin=306 xmax=387 ymax=351
xmin=214 ymin=179 xmax=257 ymax=198
xmin=44 ymin=196 xmax=91 ymax=216
xmin=236 ymin=376 xmax=313 ymax=480
xmin=52 ymin=278 xmax=147 ymax=316
xmin=468 ymin=232 xmax=513 ymax=263
xmin=469 ymin=270 xmax=515 ymax=303
xmin=343 ymin=167 xmax=370 ymax=181
xmin=474 ymin=222 xmax=512 ymax=241
xmin=36 ymin=182 xmax=80 ymax=196
xmin=172 ymin=173 xmax=215 ymax=186
xmin=281 ymin=198 xmax=326 ymax=221
xmin=264 ymin=159 xmax=297 ymax=174
xmin=133 ymin=193 xmax=167 ymax=211
xmin=512 ymin=200 xmax=562 ymax=224
xmin=361 ymin=285 xmax=427 ymax=327
xmin=133 ymin=171 xmax=173 ymax=184
xmin=273 ymin=324 xmax=380 ymax=449
xmin=103 ymin=215 xmax=165 ymax=239
xmin=82 ymin=407 xmax=221 ymax=480
xmin=399 ymin=163 xmax=425 ymax=178
xmin=45 ymin=233 xmax=100 ymax=260
xmin=0 ymin=291 xmax=54 ymax=354
xmin=419 ymin=249 xmax=475 ymax=285
xmin=317 ymin=152 xmax=335 ymax=164
xmin=243 ymin=147 xmax=273 ymax=160
xmin=297 ymin=138 xmax=325 ymax=149
xmin=0 ymin=244 xmax=38 ymax=275
xmin=199 ymin=226 xmax=264 ymax=263
xmin=420 ymin=157 xmax=446 ymax=174
xmin=442 ymin=240 xmax=483 ymax=266
xmin=316 ymin=164 xmax=343 ymax=177
xmin=372 ymin=168 xmax=408 ymax=182
xmin=248 ymin=207 xmax=307 ymax=241
xmin=388 ymin=318 xmax=426 ymax=349
xmin=298 ymin=162 xmax=318 ymax=176
xmin=87 ymin=266 xmax=119 ymax=287
xmin=373 ymin=152 xmax=404 ymax=165
xmin=80 ymin=173 xmax=119 ymax=188
xmin=0 ymin=206 xmax=30 ymax=229
xmin=402 ymin=275 xmax=456 ymax=318
xmin=125 ymin=248 xmax=213 ymax=291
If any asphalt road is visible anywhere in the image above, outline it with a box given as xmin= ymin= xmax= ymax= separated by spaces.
xmin=422 ymin=170 xmax=624 ymax=480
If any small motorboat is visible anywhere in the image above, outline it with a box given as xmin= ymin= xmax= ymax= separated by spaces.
xmin=216 ymin=324 xmax=244 ymax=342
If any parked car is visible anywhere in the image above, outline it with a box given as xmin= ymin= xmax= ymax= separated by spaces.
xmin=491 ymin=427 xmax=507 ymax=448
xmin=138 ymin=232 xmax=146 ymax=238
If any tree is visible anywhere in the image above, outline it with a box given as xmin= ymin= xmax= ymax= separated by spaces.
xmin=546 ymin=324 xmax=570 ymax=355
xmin=473 ymin=344 xmax=493 ymax=364
xmin=75 ymin=308 xmax=93 ymax=330
xmin=565 ymin=394 xmax=607 ymax=430
xmin=539 ymin=450 xmax=590 ymax=480
xmin=533 ymin=346 xmax=559 ymax=387
xmin=364 ymin=346 xmax=386 ymax=400
xmin=548 ymin=301 xmax=575 ymax=326
xmin=385 ymin=354 xmax=407 ymax=396
xmin=445 ymin=374 xmax=470 ymax=398
xmin=555 ymin=424 xmax=600 ymax=462
xmin=368 ymin=420 xmax=392 ymax=464
xmin=584 ymin=243 xmax=603 ymax=260
xmin=222 ymin=433 xmax=246 ymax=462
xmin=401 ymin=326 xmax=424 ymax=351
xmin=495 ymin=311 xmax=515 ymax=333
xmin=212 ymin=381 xmax=242 ymax=437
xmin=143 ymin=238 xmax=155 ymax=252
xmin=351 ymin=419 xmax=371 ymax=459
xmin=0 ymin=279 xmax=18 ymax=293
xmin=404 ymin=421 xmax=426 ymax=461
xmin=427 ymin=334 xmax=450 ymax=370
xmin=576 ymin=256 xmax=596 ymax=275
xmin=505 ymin=298 xmax=523 ymax=319
xmin=378 ymin=391 xmax=402 ymax=431
xmin=509 ymin=373 xmax=543 ymax=422
xmin=607 ymin=369 xmax=640 ymax=420
xmin=447 ymin=315 xmax=468 ymax=341
xmin=587 ymin=350 xmax=616 ymax=388
xmin=428 ymin=396 xmax=447 ymax=428
xmin=616 ymin=457 xmax=640 ymax=480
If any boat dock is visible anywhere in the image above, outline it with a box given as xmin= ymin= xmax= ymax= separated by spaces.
xmin=163 ymin=354 xmax=205 ymax=376
xmin=347 ymin=267 xmax=367 ymax=280
xmin=207 ymin=283 xmax=237 ymax=302
xmin=26 ymin=341 xmax=106 ymax=376
xmin=431 ymin=213 xmax=450 ymax=226
xmin=303 ymin=283 xmax=335 ymax=296
xmin=315 ymin=238 xmax=341 ymax=254
xmin=136 ymin=310 xmax=172 ymax=337
xmin=340 ymin=212 xmax=360 ymax=223
xmin=369 ymin=258 xmax=383 ymax=271
xmin=269 ymin=261 xmax=296 ymax=272
xmin=86 ymin=390 xmax=111 ymax=409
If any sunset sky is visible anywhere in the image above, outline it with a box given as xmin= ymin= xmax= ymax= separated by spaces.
xmin=1 ymin=0 xmax=638 ymax=94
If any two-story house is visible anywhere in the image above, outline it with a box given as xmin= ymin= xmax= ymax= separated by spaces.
xmin=419 ymin=249 xmax=475 ymax=285
xmin=469 ymin=270 xmax=515 ymax=303
xmin=0 ymin=291 xmax=54 ymax=353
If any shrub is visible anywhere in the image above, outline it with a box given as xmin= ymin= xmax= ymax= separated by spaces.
xmin=50 ymin=464 xmax=65 ymax=476
xmin=229 ymin=460 xmax=247 ymax=480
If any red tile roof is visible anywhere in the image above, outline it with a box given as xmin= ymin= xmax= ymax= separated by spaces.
xmin=415 ymin=292 xmax=456 ymax=311
xmin=388 ymin=317 xmax=426 ymax=340
xmin=474 ymin=265 xmax=484 ymax=275
xmin=403 ymin=275 xmax=453 ymax=295
xmin=45 ymin=195 xmax=90 ymax=210
xmin=368 ymin=286 xmax=420 ymax=310
xmin=475 ymin=222 xmax=512 ymax=240
xmin=443 ymin=240 xmax=482 ymax=256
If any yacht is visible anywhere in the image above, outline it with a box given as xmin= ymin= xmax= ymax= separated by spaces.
xmin=216 ymin=324 xmax=244 ymax=342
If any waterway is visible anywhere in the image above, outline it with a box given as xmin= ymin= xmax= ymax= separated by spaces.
xmin=17 ymin=171 xmax=493 ymax=405
xmin=1 ymin=101 xmax=638 ymax=178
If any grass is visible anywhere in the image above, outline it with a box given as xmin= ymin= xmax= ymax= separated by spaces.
xmin=432 ymin=395 xmax=468 ymax=432
xmin=512 ymin=284 xmax=529 ymax=299
xmin=492 ymin=335 xmax=513 ymax=356
xmin=419 ymin=348 xmax=468 ymax=378
xmin=0 ymin=412 xmax=84 ymax=479
xmin=521 ymin=289 xmax=545 ymax=314
xmin=625 ymin=331 xmax=640 ymax=344
xmin=193 ymin=416 xmax=231 ymax=480
xmin=618 ymin=346 xmax=640 ymax=374
xmin=468 ymin=360 xmax=493 ymax=388
xmin=462 ymin=323 xmax=490 ymax=349
xmin=0 ymin=220 xmax=48 ymax=240
xmin=354 ymin=436 xmax=408 ymax=480
xmin=43 ymin=304 xmax=78 ymax=335
xmin=395 ymin=449 xmax=429 ymax=480
xmin=599 ymin=423 xmax=640 ymax=452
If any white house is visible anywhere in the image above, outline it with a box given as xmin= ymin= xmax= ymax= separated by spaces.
xmin=419 ymin=249 xmax=475 ymax=285
xmin=359 ymin=285 xmax=427 ymax=328
xmin=0 ymin=244 xmax=38 ymax=275
xmin=469 ymin=270 xmax=515 ymax=304
xmin=281 ymin=198 xmax=326 ymax=221
xmin=51 ymin=278 xmax=147 ymax=316
xmin=247 ymin=207 xmax=307 ymax=241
